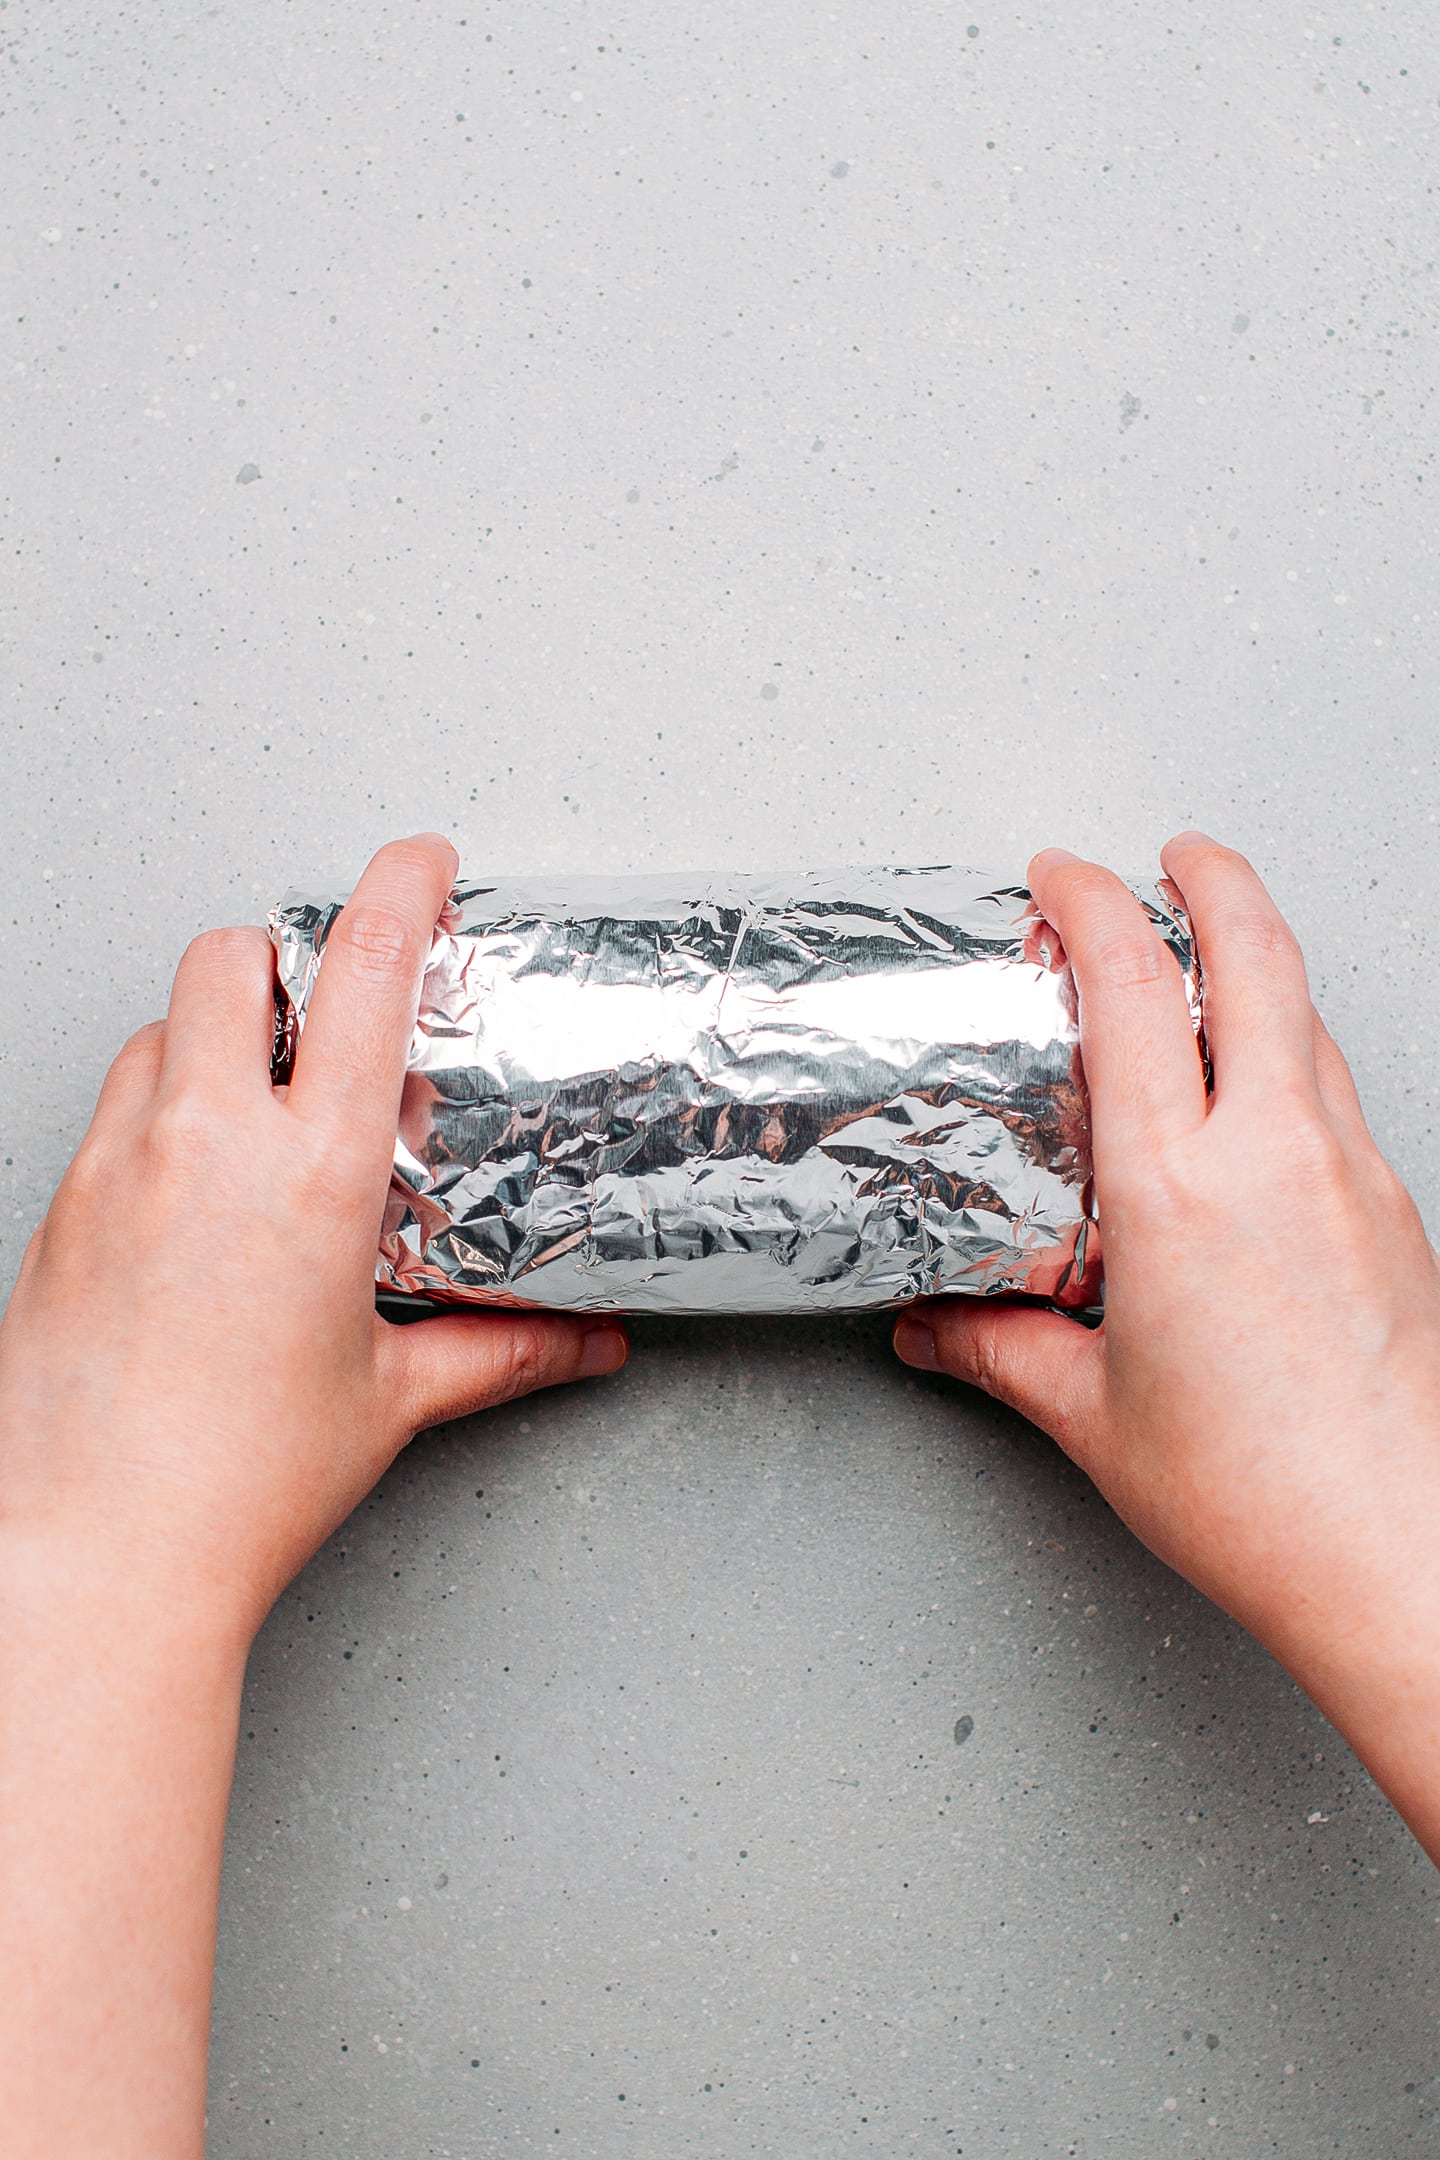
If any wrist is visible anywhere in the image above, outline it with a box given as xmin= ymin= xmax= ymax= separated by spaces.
xmin=0 ymin=1514 xmax=258 ymax=1680
xmin=1243 ymin=1543 xmax=1440 ymax=1865
xmin=0 ymin=1519 xmax=247 ymax=2160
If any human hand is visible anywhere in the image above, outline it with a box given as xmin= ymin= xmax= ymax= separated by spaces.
xmin=894 ymin=834 xmax=1440 ymax=1858
xmin=0 ymin=832 xmax=629 ymax=2156
xmin=0 ymin=832 xmax=628 ymax=1650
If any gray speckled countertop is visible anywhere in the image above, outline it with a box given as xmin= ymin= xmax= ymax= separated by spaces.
xmin=4 ymin=3 xmax=1439 ymax=2153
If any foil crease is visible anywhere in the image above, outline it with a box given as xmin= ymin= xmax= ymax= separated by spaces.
xmin=269 ymin=867 xmax=1203 ymax=1317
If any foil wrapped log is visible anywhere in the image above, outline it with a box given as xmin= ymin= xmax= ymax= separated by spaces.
xmin=269 ymin=867 xmax=1203 ymax=1317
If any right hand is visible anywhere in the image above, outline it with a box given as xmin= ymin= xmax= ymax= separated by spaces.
xmin=894 ymin=834 xmax=1440 ymax=1860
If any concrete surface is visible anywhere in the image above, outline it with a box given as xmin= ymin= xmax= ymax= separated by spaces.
xmin=5 ymin=1 xmax=1440 ymax=2152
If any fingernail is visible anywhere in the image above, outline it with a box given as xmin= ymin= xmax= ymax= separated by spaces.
xmin=1029 ymin=846 xmax=1080 ymax=871
xmin=893 ymin=1317 xmax=940 ymax=1372
xmin=579 ymin=1324 xmax=629 ymax=1379
xmin=1168 ymin=827 xmax=1215 ymax=847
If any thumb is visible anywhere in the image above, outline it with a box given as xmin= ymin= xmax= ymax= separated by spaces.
xmin=379 ymin=1309 xmax=630 ymax=1434
xmin=893 ymin=1299 xmax=1104 ymax=1457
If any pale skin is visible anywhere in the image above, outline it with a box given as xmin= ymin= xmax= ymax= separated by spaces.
xmin=0 ymin=836 xmax=630 ymax=2159
xmin=896 ymin=835 xmax=1440 ymax=1858
xmin=0 ymin=832 xmax=1436 ymax=2156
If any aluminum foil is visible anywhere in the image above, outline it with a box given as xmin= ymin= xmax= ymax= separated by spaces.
xmin=269 ymin=867 xmax=1203 ymax=1317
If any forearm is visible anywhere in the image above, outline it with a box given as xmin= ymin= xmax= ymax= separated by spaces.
xmin=0 ymin=1531 xmax=248 ymax=2160
xmin=1259 ymin=1561 xmax=1440 ymax=1872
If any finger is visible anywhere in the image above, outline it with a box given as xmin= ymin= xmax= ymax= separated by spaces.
xmin=286 ymin=834 xmax=458 ymax=1166
xmin=1158 ymin=832 xmax=1316 ymax=1107
xmin=1311 ymin=1009 xmax=1379 ymax=1151
xmin=894 ymin=1298 xmax=1105 ymax=1460
xmin=1 ymin=1216 xmax=49 ymax=1315
xmin=1028 ymin=850 xmax=1208 ymax=1179
xmin=89 ymin=1020 xmax=166 ymax=1129
xmin=31 ymin=1026 xmax=165 ymax=1260
xmin=160 ymin=927 xmax=277 ymax=1098
xmin=378 ymin=1309 xmax=630 ymax=1433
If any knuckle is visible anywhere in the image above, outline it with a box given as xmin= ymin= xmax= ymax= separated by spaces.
xmin=1085 ymin=930 xmax=1169 ymax=994
xmin=1367 ymin=1157 xmax=1416 ymax=1225
xmin=970 ymin=1312 xmax=1006 ymax=1397
xmin=114 ymin=1018 xmax=165 ymax=1068
xmin=58 ymin=1135 xmax=113 ymax=1210
xmin=1213 ymin=908 xmax=1300 ymax=967
xmin=14 ymin=1216 xmax=48 ymax=1286
xmin=1115 ymin=1155 xmax=1189 ymax=1229
xmin=1268 ymin=1100 xmax=1348 ymax=1191
xmin=297 ymin=1155 xmax=372 ymax=1246
xmin=952 ymin=1306 xmax=1009 ymax=1399
xmin=331 ymin=903 xmax=418 ymax=974
xmin=286 ymin=1136 xmax=336 ymax=1207
xmin=496 ymin=1321 xmax=554 ymax=1401
xmin=142 ymin=1090 xmax=225 ymax=1181
xmin=1107 ymin=1132 xmax=1208 ymax=1224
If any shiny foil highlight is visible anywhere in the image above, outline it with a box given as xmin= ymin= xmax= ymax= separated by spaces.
xmin=269 ymin=867 xmax=1202 ymax=1317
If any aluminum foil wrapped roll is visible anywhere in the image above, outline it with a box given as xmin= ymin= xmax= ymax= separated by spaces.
xmin=269 ymin=867 xmax=1203 ymax=1317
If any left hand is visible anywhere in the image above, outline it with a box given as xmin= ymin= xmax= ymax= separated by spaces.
xmin=0 ymin=832 xmax=629 ymax=1650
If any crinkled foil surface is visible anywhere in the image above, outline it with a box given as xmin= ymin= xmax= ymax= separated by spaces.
xmin=270 ymin=867 xmax=1202 ymax=1317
